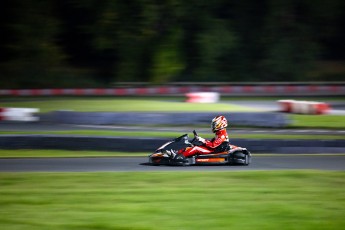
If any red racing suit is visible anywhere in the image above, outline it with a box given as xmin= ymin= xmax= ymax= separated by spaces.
xmin=179 ymin=129 xmax=229 ymax=157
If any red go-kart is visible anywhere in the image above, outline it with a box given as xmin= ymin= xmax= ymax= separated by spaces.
xmin=149 ymin=130 xmax=251 ymax=166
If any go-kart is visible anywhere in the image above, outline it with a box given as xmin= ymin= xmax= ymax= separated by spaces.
xmin=149 ymin=130 xmax=251 ymax=166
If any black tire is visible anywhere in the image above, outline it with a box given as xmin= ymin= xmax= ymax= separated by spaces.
xmin=229 ymin=151 xmax=250 ymax=166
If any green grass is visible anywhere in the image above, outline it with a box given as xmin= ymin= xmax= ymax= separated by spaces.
xmin=290 ymin=114 xmax=345 ymax=129
xmin=0 ymin=171 xmax=344 ymax=230
xmin=0 ymin=98 xmax=257 ymax=113
xmin=1 ymin=130 xmax=344 ymax=140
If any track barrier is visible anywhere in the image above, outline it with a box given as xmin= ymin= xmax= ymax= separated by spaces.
xmin=278 ymin=100 xmax=330 ymax=114
xmin=1 ymin=83 xmax=344 ymax=96
xmin=185 ymin=92 xmax=220 ymax=103
xmin=0 ymin=108 xmax=39 ymax=121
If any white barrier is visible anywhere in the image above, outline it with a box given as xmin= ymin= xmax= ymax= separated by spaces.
xmin=278 ymin=100 xmax=330 ymax=114
xmin=0 ymin=108 xmax=39 ymax=121
xmin=185 ymin=92 xmax=220 ymax=103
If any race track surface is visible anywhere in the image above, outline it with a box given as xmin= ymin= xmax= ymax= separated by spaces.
xmin=0 ymin=155 xmax=344 ymax=172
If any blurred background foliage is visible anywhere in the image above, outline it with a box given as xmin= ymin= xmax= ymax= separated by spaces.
xmin=0 ymin=0 xmax=344 ymax=88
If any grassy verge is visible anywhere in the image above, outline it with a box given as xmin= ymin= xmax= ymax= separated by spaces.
xmin=1 ymin=130 xmax=344 ymax=140
xmin=290 ymin=114 xmax=345 ymax=129
xmin=0 ymin=171 xmax=344 ymax=230
xmin=0 ymin=98 xmax=257 ymax=113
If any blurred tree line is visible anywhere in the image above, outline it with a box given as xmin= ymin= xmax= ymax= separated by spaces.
xmin=0 ymin=0 xmax=344 ymax=88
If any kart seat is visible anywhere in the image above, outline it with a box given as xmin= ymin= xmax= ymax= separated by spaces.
xmin=214 ymin=142 xmax=231 ymax=153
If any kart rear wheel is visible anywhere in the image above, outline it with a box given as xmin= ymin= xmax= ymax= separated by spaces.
xmin=229 ymin=151 xmax=251 ymax=166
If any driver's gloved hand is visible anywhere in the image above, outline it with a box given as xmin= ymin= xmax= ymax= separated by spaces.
xmin=197 ymin=136 xmax=206 ymax=143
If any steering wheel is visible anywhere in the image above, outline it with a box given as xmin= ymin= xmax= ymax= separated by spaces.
xmin=191 ymin=130 xmax=199 ymax=144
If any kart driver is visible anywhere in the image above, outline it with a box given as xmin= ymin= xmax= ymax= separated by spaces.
xmin=174 ymin=115 xmax=229 ymax=159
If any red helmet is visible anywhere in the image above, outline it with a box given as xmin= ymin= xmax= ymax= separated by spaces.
xmin=211 ymin=115 xmax=228 ymax=132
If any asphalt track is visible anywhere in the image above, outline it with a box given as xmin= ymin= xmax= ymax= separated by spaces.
xmin=0 ymin=155 xmax=344 ymax=172
xmin=0 ymin=100 xmax=344 ymax=172
xmin=1 ymin=122 xmax=345 ymax=136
